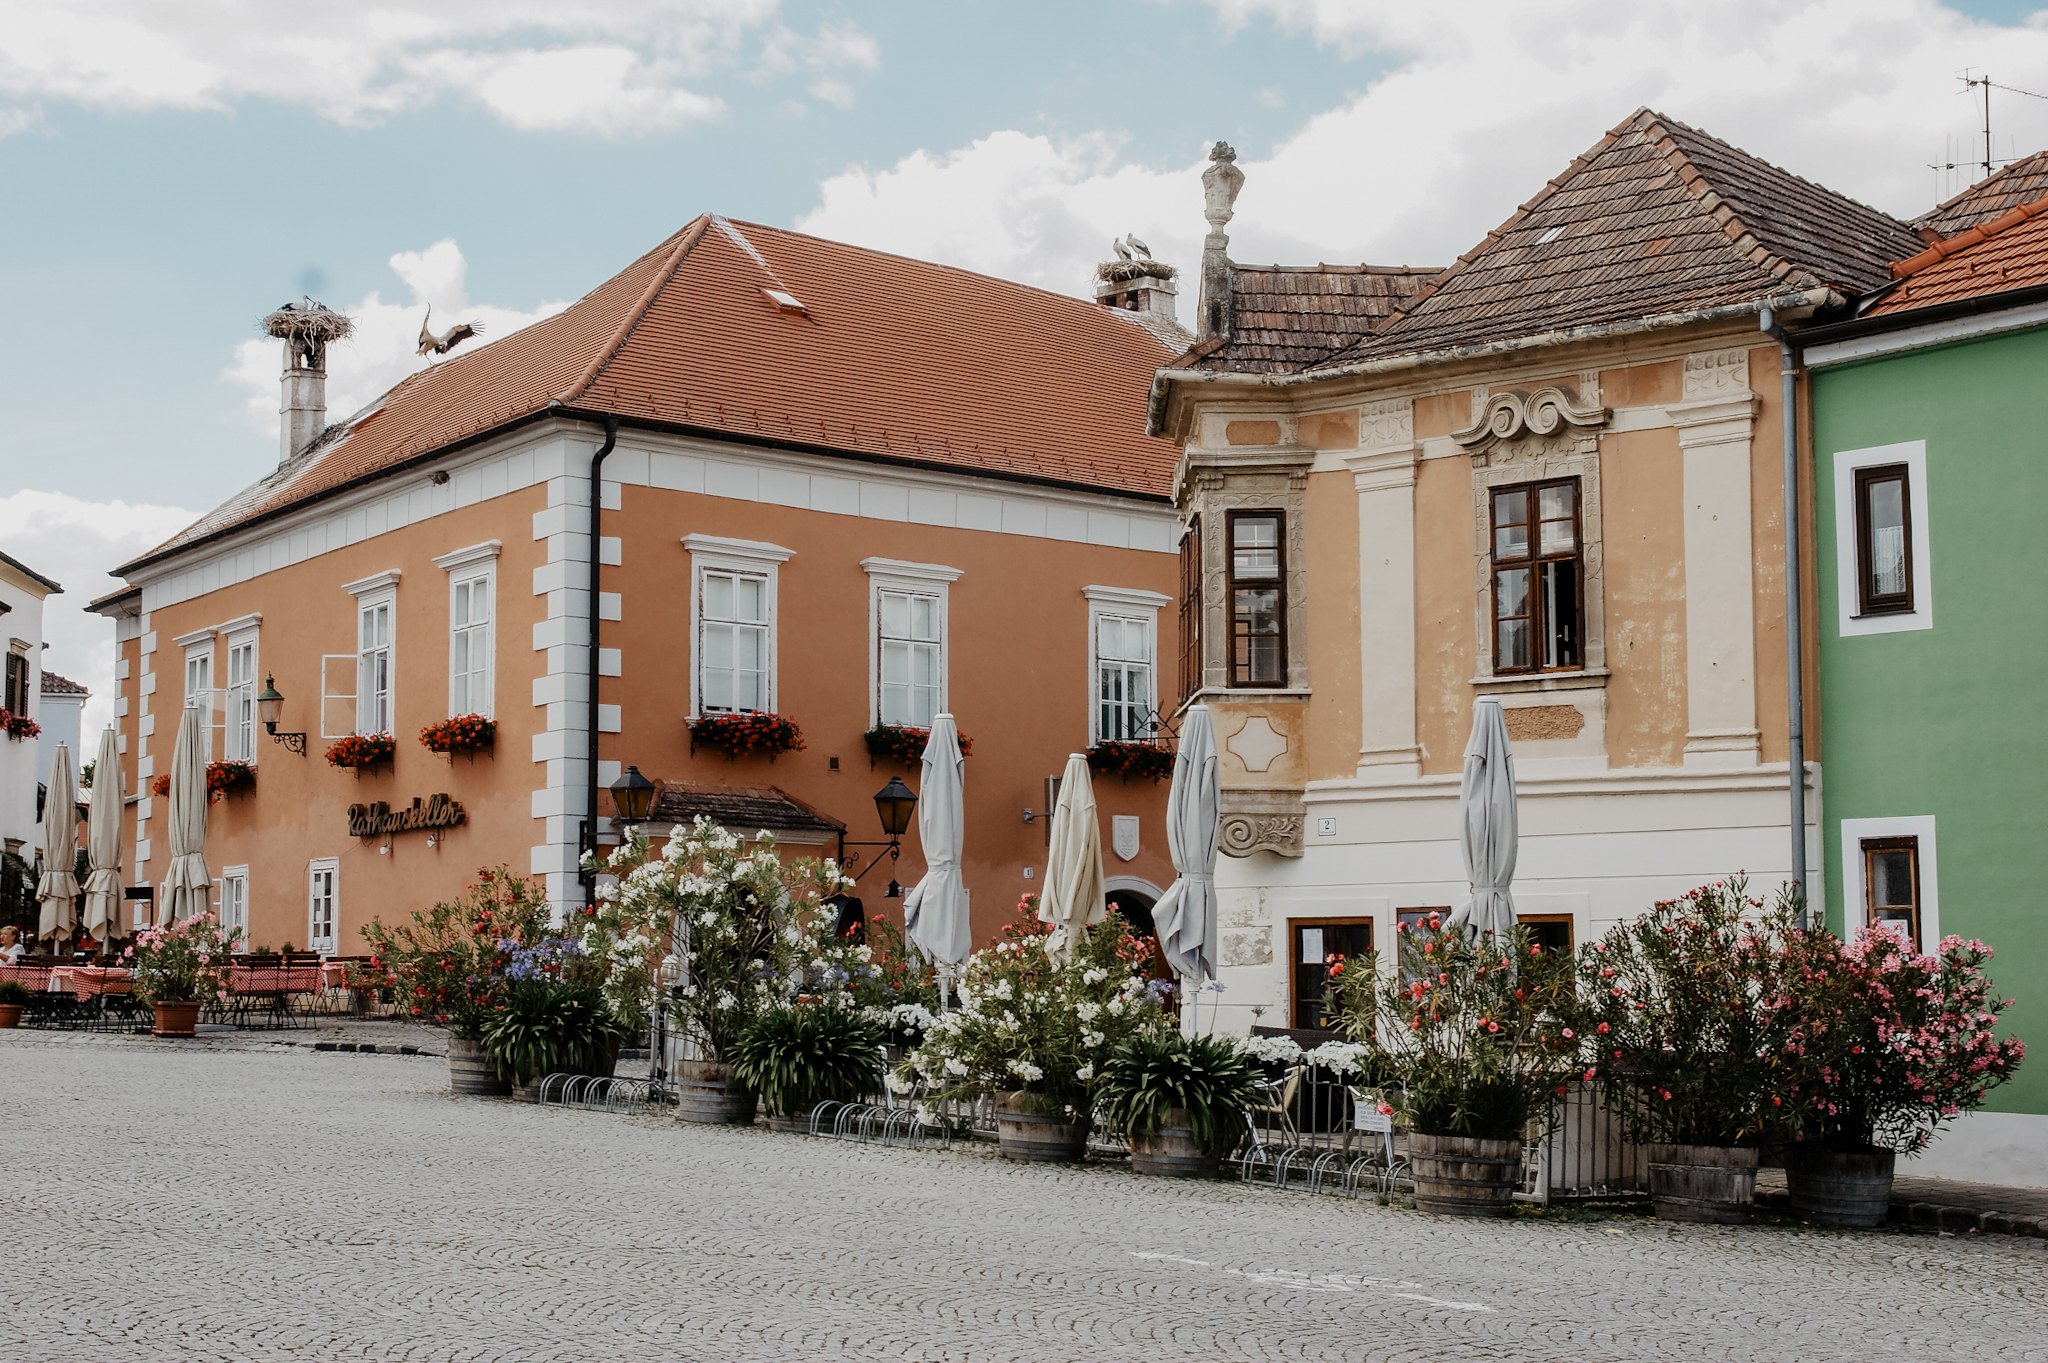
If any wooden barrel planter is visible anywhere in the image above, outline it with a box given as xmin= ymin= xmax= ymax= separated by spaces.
xmin=1646 ymin=1144 xmax=1758 ymax=1223
xmin=766 ymin=1106 xmax=816 ymax=1134
xmin=447 ymin=1037 xmax=511 ymax=1097
xmin=150 ymin=1001 xmax=203 ymax=1038
xmin=1408 ymin=1133 xmax=1522 ymax=1217
xmin=675 ymin=1060 xmax=759 ymax=1126
xmin=1785 ymin=1147 xmax=1895 ymax=1228
xmin=1130 ymin=1109 xmax=1220 ymax=1178
xmin=996 ymin=1094 xmax=1090 ymax=1163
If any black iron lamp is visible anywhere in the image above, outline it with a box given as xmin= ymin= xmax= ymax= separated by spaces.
xmin=255 ymin=674 xmax=307 ymax=756
xmin=609 ymin=764 xmax=657 ymax=825
xmin=843 ymin=776 xmax=919 ymax=898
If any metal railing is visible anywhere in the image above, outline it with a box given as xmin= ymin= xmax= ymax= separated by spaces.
xmin=1522 ymin=1080 xmax=1648 ymax=1202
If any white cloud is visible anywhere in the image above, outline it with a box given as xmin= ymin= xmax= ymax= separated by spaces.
xmin=0 ymin=1 xmax=874 ymax=136
xmin=0 ymin=491 xmax=197 ymax=737
xmin=225 ymin=238 xmax=571 ymax=439
xmin=796 ymin=0 xmax=2048 ymax=300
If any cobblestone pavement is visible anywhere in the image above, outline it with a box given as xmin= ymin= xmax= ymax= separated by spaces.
xmin=4 ymin=1032 xmax=2045 ymax=1363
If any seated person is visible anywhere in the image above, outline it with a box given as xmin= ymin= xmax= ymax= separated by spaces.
xmin=0 ymin=925 xmax=23 ymax=965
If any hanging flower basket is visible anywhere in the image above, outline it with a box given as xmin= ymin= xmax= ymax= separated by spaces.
xmin=689 ymin=712 xmax=805 ymax=762
xmin=421 ymin=713 xmax=496 ymax=757
xmin=863 ymin=724 xmax=973 ymax=768
xmin=206 ymin=760 xmax=255 ymax=801
xmin=0 ymin=709 xmax=40 ymax=741
xmin=1086 ymin=740 xmax=1175 ymax=782
xmin=325 ymin=733 xmax=397 ymax=771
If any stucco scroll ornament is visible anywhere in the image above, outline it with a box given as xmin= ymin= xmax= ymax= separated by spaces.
xmin=1219 ymin=814 xmax=1303 ymax=858
xmin=1452 ymin=386 xmax=1610 ymax=454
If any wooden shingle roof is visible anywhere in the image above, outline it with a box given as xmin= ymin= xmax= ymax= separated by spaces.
xmin=1184 ymin=264 xmax=1440 ymax=373
xmin=1914 ymin=152 xmax=2048 ymax=238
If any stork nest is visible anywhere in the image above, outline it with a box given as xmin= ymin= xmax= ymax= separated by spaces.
xmin=1097 ymin=259 xmax=1177 ymax=283
xmin=260 ymin=302 xmax=355 ymax=343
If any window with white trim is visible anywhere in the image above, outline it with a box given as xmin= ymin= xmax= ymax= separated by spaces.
xmin=1084 ymin=585 xmax=1169 ymax=744
xmin=223 ymin=629 xmax=258 ymax=761
xmin=681 ymin=535 xmax=792 ymax=718
xmin=182 ymin=644 xmax=212 ymax=711
xmin=1832 ymin=442 xmax=1933 ymax=637
xmin=1838 ymin=814 xmax=1940 ymax=950
xmin=308 ymin=859 xmax=338 ymax=954
xmin=434 ymin=541 xmax=500 ymax=720
xmin=219 ymin=866 xmax=249 ymax=945
xmin=863 ymin=558 xmax=961 ymax=730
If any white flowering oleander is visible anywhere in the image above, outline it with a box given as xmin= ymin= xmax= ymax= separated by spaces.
xmin=1075 ymin=1063 xmax=1094 ymax=1081
xmin=1304 ymin=1040 xmax=1371 ymax=1075
xmin=1242 ymin=1034 xmax=1305 ymax=1064
xmin=1075 ymin=1001 xmax=1101 ymax=1022
xmin=1007 ymin=1059 xmax=1044 ymax=1082
xmin=884 ymin=1070 xmax=915 ymax=1094
xmin=1083 ymin=967 xmax=1108 ymax=984
xmin=944 ymin=1057 xmax=969 ymax=1076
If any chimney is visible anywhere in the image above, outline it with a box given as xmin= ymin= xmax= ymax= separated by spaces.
xmin=1095 ymin=236 xmax=1181 ymax=323
xmin=1197 ymin=141 xmax=1245 ymax=343
xmin=261 ymin=299 xmax=353 ymax=463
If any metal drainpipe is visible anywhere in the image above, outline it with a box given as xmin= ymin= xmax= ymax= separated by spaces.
xmin=1760 ymin=308 xmax=1807 ymax=925
xmin=584 ymin=416 xmax=620 ymax=909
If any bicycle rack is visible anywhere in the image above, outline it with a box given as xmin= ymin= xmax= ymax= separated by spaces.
xmin=536 ymin=1073 xmax=661 ymax=1115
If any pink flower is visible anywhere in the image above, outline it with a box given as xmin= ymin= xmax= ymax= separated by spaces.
xmin=1561 ymin=1028 xmax=1575 ymax=1040
xmin=1583 ymin=1068 xmax=1596 ymax=1081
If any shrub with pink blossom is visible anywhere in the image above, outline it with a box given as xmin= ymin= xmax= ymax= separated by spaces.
xmin=126 ymin=912 xmax=242 ymax=1005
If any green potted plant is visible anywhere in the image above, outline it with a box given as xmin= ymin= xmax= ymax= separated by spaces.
xmin=1574 ymin=877 xmax=1799 ymax=1223
xmin=1096 ymin=1031 xmax=1264 ymax=1177
xmin=359 ymin=866 xmax=551 ymax=1095
xmin=1777 ymin=923 xmax=2025 ymax=1227
xmin=1322 ymin=913 xmax=1575 ymax=1216
xmin=482 ymin=941 xmax=625 ymax=1101
xmin=731 ymin=1004 xmax=884 ymax=1131
xmin=0 ymin=978 xmax=29 ymax=1028
xmin=125 ymin=911 xmax=242 ymax=1036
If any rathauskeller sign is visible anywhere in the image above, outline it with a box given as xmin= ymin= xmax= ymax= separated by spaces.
xmin=348 ymin=793 xmax=467 ymax=838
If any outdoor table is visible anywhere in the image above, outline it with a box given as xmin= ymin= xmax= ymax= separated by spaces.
xmin=319 ymin=960 xmax=351 ymax=990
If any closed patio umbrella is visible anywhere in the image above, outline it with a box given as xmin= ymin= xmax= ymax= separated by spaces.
xmin=1037 ymin=752 xmax=1103 ymax=966
xmin=36 ymin=743 xmax=79 ymax=945
xmin=82 ymin=726 xmax=123 ymax=942
xmin=903 ymin=713 xmax=971 ymax=978
xmin=1151 ymin=705 xmax=1219 ymax=988
xmin=159 ymin=705 xmax=211 ymax=924
xmin=1446 ymin=696 xmax=1518 ymax=938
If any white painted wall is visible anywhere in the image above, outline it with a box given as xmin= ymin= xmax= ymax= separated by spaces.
xmin=0 ymin=563 xmax=54 ymax=856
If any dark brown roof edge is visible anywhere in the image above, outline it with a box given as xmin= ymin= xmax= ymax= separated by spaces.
xmin=1793 ymin=278 xmax=2048 ymax=351
xmin=0 ymin=548 xmax=61 ymax=594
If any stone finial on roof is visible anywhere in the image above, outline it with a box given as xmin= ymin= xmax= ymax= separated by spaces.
xmin=1197 ymin=142 xmax=1245 ymax=344
xmin=1203 ymin=142 xmax=1245 ymax=231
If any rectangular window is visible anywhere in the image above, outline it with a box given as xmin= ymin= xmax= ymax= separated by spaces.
xmin=449 ymin=573 xmax=493 ymax=717
xmin=1491 ymin=478 xmax=1581 ymax=673
xmin=1178 ymin=518 xmax=1202 ymax=703
xmin=223 ymin=634 xmax=257 ymax=761
xmin=1290 ymin=918 xmax=1373 ymax=1030
xmin=878 ymin=588 xmax=942 ymax=728
xmin=220 ymin=867 xmax=249 ymax=945
xmin=1096 ymin=613 xmax=1155 ymax=742
xmin=1228 ymin=511 xmax=1285 ymax=687
xmin=184 ymin=648 xmax=212 ymax=709
xmin=1517 ymin=912 xmax=1575 ymax=995
xmin=699 ymin=569 xmax=770 ymax=713
xmin=1862 ymin=837 xmax=1921 ymax=950
xmin=357 ymin=597 xmax=392 ymax=735
xmin=4 ymin=651 xmax=28 ymax=715
xmin=308 ymin=860 xmax=337 ymax=954
xmin=1854 ymin=464 xmax=1913 ymax=616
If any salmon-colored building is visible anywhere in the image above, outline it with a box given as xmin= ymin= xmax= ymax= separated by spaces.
xmin=96 ymin=216 xmax=1187 ymax=955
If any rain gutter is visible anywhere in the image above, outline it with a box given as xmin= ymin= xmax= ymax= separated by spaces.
xmin=584 ymin=415 xmax=619 ymax=909
xmin=1758 ymin=308 xmax=1808 ymax=923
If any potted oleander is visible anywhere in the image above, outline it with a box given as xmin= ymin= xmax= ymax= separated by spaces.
xmin=1096 ymin=1031 xmax=1263 ymax=1177
xmin=731 ymin=1003 xmax=884 ymax=1131
xmin=127 ymin=911 xmax=241 ymax=1036
xmin=1573 ymin=878 xmax=1798 ymax=1224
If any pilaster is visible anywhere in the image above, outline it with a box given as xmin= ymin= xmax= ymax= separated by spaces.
xmin=1346 ymin=399 xmax=1422 ymax=782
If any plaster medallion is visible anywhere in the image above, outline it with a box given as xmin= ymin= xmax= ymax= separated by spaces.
xmin=1226 ymin=716 xmax=1289 ymax=773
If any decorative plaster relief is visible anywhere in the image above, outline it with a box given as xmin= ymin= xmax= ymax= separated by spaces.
xmin=1682 ymin=347 xmax=1752 ymax=399
xmin=1220 ymin=814 xmax=1303 ymax=858
xmin=1111 ymin=814 xmax=1140 ymax=862
xmin=1358 ymin=397 xmax=1414 ymax=451
xmin=1452 ymin=385 xmax=1610 ymax=454
xmin=1503 ymin=705 xmax=1585 ymax=742
xmin=1226 ymin=715 xmax=1289 ymax=772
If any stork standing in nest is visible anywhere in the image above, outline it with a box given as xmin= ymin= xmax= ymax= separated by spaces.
xmin=417 ymin=309 xmax=484 ymax=357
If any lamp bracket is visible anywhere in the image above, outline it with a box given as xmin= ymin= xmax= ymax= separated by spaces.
xmin=264 ymin=724 xmax=307 ymax=757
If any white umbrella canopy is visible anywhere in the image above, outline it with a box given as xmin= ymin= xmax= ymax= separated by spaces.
xmin=1151 ymin=705 xmax=1219 ymax=987
xmin=1446 ymin=696 xmax=1518 ymax=938
xmin=1037 ymin=752 xmax=1104 ymax=965
xmin=903 ymin=713 xmax=971 ymax=972
xmin=159 ymin=705 xmax=212 ymax=925
xmin=82 ymin=726 xmax=124 ymax=942
xmin=36 ymin=743 xmax=79 ymax=944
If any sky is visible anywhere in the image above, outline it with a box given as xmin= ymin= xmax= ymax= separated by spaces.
xmin=3 ymin=0 xmax=2047 ymax=737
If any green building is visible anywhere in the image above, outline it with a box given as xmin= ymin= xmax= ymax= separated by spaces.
xmin=1804 ymin=164 xmax=2048 ymax=1187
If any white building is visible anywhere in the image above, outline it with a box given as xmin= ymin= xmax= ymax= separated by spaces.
xmin=0 ymin=548 xmax=63 ymax=859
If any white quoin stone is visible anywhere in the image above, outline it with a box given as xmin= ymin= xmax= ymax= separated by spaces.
xmin=280 ymin=339 xmax=326 ymax=464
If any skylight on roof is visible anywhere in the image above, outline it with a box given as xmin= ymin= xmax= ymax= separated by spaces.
xmin=1536 ymin=225 xmax=1566 ymax=245
xmin=762 ymin=287 xmax=807 ymax=315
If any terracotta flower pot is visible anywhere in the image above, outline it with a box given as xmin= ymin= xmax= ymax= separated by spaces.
xmin=151 ymin=1001 xmax=203 ymax=1037
xmin=0 ymin=1003 xmax=22 ymax=1029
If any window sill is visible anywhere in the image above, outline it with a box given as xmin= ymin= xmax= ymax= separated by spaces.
xmin=1850 ymin=610 xmax=1916 ymax=621
xmin=1468 ymin=668 xmax=1609 ymax=696
xmin=1180 ymin=687 xmax=1312 ymax=708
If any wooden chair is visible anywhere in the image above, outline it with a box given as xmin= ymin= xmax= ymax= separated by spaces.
xmin=1244 ymin=1065 xmax=1304 ymax=1149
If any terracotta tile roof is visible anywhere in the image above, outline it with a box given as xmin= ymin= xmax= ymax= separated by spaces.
xmin=39 ymin=671 xmax=86 ymax=696
xmin=649 ymin=780 xmax=844 ymax=836
xmin=1868 ymin=193 xmax=2048 ymax=316
xmin=1183 ymin=265 xmax=1441 ymax=373
xmin=135 ymin=217 xmax=1180 ymax=567
xmin=1914 ymin=152 xmax=2048 ymax=237
xmin=1315 ymin=109 xmax=1923 ymax=368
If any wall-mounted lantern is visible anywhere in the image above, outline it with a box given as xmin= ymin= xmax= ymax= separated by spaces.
xmin=255 ymin=674 xmax=307 ymax=756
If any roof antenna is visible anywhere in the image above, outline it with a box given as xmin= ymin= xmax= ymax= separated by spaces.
xmin=1952 ymin=70 xmax=2048 ymax=181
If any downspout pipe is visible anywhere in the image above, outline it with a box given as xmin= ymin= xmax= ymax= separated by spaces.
xmin=1759 ymin=308 xmax=1807 ymax=926
xmin=585 ymin=416 xmax=620 ymax=909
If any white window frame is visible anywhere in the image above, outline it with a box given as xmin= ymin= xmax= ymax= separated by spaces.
xmin=344 ymin=571 xmax=401 ymax=736
xmin=307 ymin=857 xmax=339 ymax=956
xmin=682 ymin=535 xmax=793 ymax=719
xmin=434 ymin=541 xmax=500 ymax=720
xmin=220 ymin=616 xmax=261 ymax=763
xmin=862 ymin=558 xmax=962 ymax=729
xmin=1838 ymin=814 xmax=1939 ymax=949
xmin=1084 ymin=585 xmax=1169 ymax=744
xmin=219 ymin=865 xmax=249 ymax=945
xmin=1833 ymin=441 xmax=1934 ymax=637
xmin=175 ymin=628 xmax=217 ymax=760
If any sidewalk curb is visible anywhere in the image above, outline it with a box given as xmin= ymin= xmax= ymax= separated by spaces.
xmin=1756 ymin=1187 xmax=2048 ymax=1238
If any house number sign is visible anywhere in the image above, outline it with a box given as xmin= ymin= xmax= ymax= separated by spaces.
xmin=347 ymin=793 xmax=467 ymax=838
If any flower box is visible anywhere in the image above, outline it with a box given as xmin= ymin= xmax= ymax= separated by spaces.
xmin=421 ymin=713 xmax=496 ymax=757
xmin=0 ymin=709 xmax=40 ymax=741
xmin=1086 ymin=740 xmax=1174 ymax=783
xmin=689 ymin=712 xmax=805 ymax=762
xmin=206 ymin=760 xmax=255 ymax=801
xmin=325 ymin=733 xmax=397 ymax=771
xmin=863 ymin=724 xmax=973 ymax=768
xmin=150 ymin=774 xmax=170 ymax=798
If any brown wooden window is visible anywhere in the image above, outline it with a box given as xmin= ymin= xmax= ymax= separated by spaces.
xmin=1863 ymin=837 xmax=1921 ymax=950
xmin=1517 ymin=912 xmax=1575 ymax=994
xmin=1854 ymin=464 xmax=1913 ymax=615
xmin=1228 ymin=511 xmax=1285 ymax=687
xmin=1290 ymin=918 xmax=1373 ymax=1030
xmin=1177 ymin=517 xmax=1202 ymax=705
xmin=3 ymin=652 xmax=26 ymax=716
xmin=1491 ymin=478 xmax=1581 ymax=673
